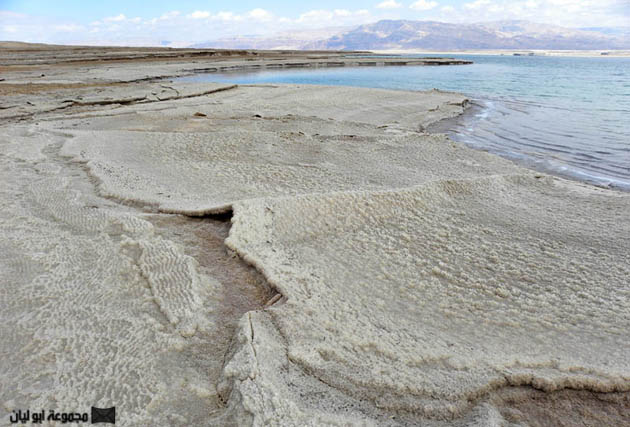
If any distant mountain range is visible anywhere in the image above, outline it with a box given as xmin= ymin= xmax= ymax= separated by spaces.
xmin=192 ymin=20 xmax=630 ymax=51
xmin=189 ymin=27 xmax=353 ymax=50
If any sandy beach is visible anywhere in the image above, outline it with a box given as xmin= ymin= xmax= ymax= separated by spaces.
xmin=1 ymin=45 xmax=629 ymax=426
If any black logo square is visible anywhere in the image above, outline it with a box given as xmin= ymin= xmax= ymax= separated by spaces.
xmin=91 ymin=406 xmax=115 ymax=424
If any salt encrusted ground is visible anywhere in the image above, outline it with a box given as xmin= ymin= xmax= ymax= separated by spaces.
xmin=1 ymin=46 xmax=629 ymax=426
xmin=226 ymin=175 xmax=630 ymax=425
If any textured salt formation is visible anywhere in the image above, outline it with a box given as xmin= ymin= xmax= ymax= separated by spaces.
xmin=199 ymin=85 xmax=470 ymax=131
xmin=0 ymin=125 xmax=267 ymax=426
xmin=45 ymin=84 xmax=630 ymax=424
xmin=224 ymin=175 xmax=630 ymax=424
xmin=489 ymin=387 xmax=630 ymax=426
xmin=0 ymin=81 xmax=236 ymax=121
xmin=4 ymin=79 xmax=630 ymax=426
xmin=57 ymin=85 xmax=510 ymax=215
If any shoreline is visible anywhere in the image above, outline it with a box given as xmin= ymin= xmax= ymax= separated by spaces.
xmin=1 ymin=45 xmax=629 ymax=426
xmin=178 ymin=65 xmax=629 ymax=194
xmin=427 ymin=98 xmax=630 ymax=192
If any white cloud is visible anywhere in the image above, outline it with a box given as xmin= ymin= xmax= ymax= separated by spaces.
xmin=295 ymin=8 xmax=372 ymax=25
xmin=410 ymin=0 xmax=439 ymax=11
xmin=443 ymin=0 xmax=629 ymax=27
xmin=296 ymin=9 xmax=333 ymax=23
xmin=548 ymin=0 xmax=576 ymax=5
xmin=159 ymin=11 xmax=180 ymax=20
xmin=103 ymin=14 xmax=126 ymax=22
xmin=248 ymin=8 xmax=273 ymax=21
xmin=376 ymin=0 xmax=403 ymax=9
xmin=189 ymin=11 xmax=211 ymax=19
xmin=0 ymin=11 xmax=26 ymax=19
xmin=53 ymin=24 xmax=84 ymax=32
xmin=334 ymin=9 xmax=352 ymax=16
xmin=214 ymin=11 xmax=240 ymax=21
xmin=441 ymin=5 xmax=456 ymax=13
xmin=463 ymin=0 xmax=491 ymax=10
xmin=147 ymin=10 xmax=181 ymax=25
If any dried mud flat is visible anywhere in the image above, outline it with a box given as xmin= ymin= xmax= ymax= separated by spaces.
xmin=1 ymin=44 xmax=629 ymax=426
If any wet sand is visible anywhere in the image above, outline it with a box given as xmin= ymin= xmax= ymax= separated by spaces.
xmin=1 ymin=44 xmax=629 ymax=426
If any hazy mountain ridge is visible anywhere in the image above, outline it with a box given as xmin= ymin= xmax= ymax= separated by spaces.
xmin=194 ymin=20 xmax=630 ymax=50
xmin=190 ymin=27 xmax=352 ymax=50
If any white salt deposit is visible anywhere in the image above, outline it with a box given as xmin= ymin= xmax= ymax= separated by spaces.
xmin=0 ymin=126 xmax=227 ymax=425
xmin=225 ymin=174 xmax=630 ymax=424
xmin=2 ymin=83 xmax=629 ymax=426
xmin=57 ymin=86 xmax=508 ymax=215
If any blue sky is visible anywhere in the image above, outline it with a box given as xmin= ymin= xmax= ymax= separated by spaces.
xmin=1 ymin=1 xmax=628 ymax=45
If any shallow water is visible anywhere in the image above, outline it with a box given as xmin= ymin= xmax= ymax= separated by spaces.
xmin=178 ymin=55 xmax=630 ymax=190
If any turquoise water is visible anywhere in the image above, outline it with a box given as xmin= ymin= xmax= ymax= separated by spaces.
xmin=178 ymin=55 xmax=630 ymax=190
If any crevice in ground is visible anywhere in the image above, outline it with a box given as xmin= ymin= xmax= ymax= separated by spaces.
xmin=18 ymin=90 xmax=628 ymax=425
xmin=38 ymin=129 xmax=282 ymax=418
xmin=1 ymin=83 xmax=238 ymax=123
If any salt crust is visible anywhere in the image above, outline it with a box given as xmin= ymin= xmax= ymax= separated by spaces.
xmin=4 ymin=84 xmax=629 ymax=425
xmin=1 ymin=127 xmax=222 ymax=426
xmin=225 ymin=174 xmax=630 ymax=424
xmin=56 ymin=85 xmax=630 ymax=425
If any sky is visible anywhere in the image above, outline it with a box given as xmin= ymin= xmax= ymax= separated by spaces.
xmin=1 ymin=0 xmax=629 ymax=46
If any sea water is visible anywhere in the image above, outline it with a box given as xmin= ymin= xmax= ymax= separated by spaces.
xmin=178 ymin=55 xmax=630 ymax=190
